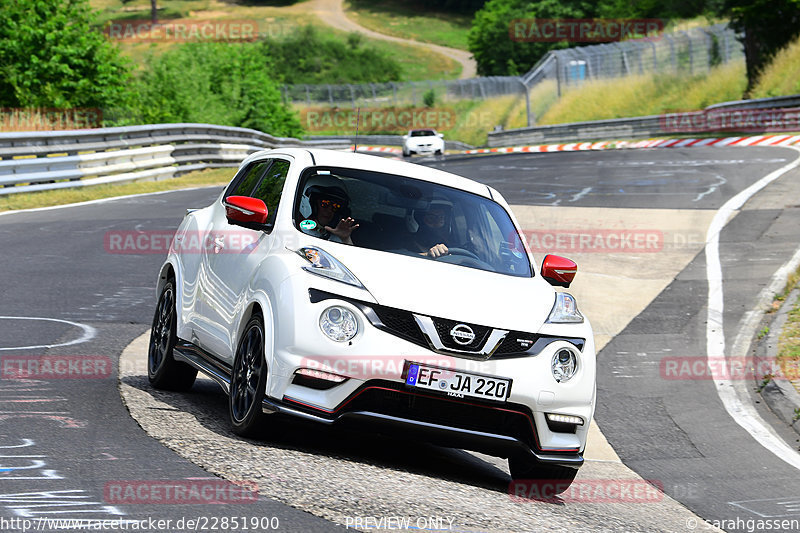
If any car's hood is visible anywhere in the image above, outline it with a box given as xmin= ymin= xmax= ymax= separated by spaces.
xmin=327 ymin=244 xmax=554 ymax=332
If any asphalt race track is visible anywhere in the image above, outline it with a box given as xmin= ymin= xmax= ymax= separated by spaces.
xmin=1 ymin=146 xmax=799 ymax=532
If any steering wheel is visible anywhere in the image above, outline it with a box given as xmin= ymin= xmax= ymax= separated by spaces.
xmin=434 ymin=247 xmax=494 ymax=269
xmin=438 ymin=247 xmax=480 ymax=260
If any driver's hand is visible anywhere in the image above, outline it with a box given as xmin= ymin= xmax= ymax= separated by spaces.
xmin=325 ymin=217 xmax=359 ymax=245
xmin=427 ymin=244 xmax=449 ymax=258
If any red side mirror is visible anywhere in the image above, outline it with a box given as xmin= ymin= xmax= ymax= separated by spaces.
xmin=541 ymin=254 xmax=577 ymax=288
xmin=225 ymin=196 xmax=268 ymax=226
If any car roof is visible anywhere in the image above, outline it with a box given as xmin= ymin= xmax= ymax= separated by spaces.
xmin=244 ymin=148 xmax=492 ymax=199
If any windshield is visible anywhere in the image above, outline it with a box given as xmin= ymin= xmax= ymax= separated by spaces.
xmin=410 ymin=130 xmax=436 ymax=137
xmin=294 ymin=167 xmax=532 ymax=278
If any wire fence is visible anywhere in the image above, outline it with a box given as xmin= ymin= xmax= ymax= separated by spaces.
xmin=523 ymin=23 xmax=744 ymax=92
xmin=282 ymin=24 xmax=745 ymax=128
xmin=281 ymin=76 xmax=527 ymax=107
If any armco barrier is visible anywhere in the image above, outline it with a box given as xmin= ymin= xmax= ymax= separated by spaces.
xmin=0 ymin=123 xmax=351 ymax=195
xmin=488 ymin=94 xmax=800 ymax=147
xmin=312 ymin=134 xmax=475 ymax=152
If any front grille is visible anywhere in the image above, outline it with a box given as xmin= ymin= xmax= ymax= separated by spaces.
xmin=493 ymin=332 xmax=541 ymax=356
xmin=341 ymin=381 xmax=538 ymax=449
xmin=432 ymin=317 xmax=491 ymax=351
xmin=310 ymin=288 xmax=547 ymax=359
xmin=371 ymin=305 xmax=428 ymax=347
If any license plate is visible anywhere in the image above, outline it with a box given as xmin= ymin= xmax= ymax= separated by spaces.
xmin=405 ymin=363 xmax=511 ymax=402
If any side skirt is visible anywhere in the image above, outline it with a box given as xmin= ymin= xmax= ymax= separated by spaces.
xmin=173 ymin=339 xmax=233 ymax=394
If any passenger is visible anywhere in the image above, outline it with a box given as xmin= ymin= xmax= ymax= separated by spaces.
xmin=300 ymin=185 xmax=359 ymax=245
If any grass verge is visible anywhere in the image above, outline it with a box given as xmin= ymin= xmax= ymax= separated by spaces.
xmin=0 ymin=168 xmax=232 ymax=213
xmin=344 ymin=0 xmax=471 ymax=51
xmin=751 ymin=35 xmax=800 ymax=98
xmin=538 ymin=62 xmax=747 ymax=125
xmin=778 ymin=288 xmax=800 ymax=386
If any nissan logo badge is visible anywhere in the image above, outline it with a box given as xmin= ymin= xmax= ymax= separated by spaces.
xmin=450 ymin=324 xmax=475 ymax=345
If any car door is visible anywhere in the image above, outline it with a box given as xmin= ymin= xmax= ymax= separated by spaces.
xmin=201 ymin=157 xmax=292 ymax=363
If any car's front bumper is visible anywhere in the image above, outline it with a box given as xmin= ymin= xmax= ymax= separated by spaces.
xmin=265 ymin=275 xmax=596 ymax=465
xmin=263 ymin=379 xmax=584 ymax=468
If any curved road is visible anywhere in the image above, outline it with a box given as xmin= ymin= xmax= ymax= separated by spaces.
xmin=1 ymin=148 xmax=800 ymax=532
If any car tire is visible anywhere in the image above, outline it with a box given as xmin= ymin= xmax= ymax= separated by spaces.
xmin=148 ymin=279 xmax=197 ymax=391
xmin=229 ymin=313 xmax=268 ymax=437
xmin=435 ymin=149 xmax=443 ymax=156
xmin=402 ymin=149 xmax=410 ymax=157
xmin=508 ymin=455 xmax=579 ymax=495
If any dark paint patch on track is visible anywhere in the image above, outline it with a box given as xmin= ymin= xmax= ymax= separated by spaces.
xmin=430 ymin=148 xmax=795 ymax=209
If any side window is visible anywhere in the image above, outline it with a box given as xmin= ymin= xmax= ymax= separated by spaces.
xmin=251 ymin=159 xmax=290 ymax=227
xmin=224 ymin=160 xmax=272 ymax=200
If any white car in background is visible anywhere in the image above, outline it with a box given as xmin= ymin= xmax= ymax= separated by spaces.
xmin=147 ymin=148 xmax=595 ymax=491
xmin=402 ymin=129 xmax=444 ymax=157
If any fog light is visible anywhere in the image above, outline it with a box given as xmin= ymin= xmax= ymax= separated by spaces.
xmin=295 ymin=368 xmax=347 ymax=383
xmin=546 ymin=413 xmax=584 ymax=426
xmin=319 ymin=306 xmax=358 ymax=342
xmin=551 ymin=348 xmax=578 ymax=382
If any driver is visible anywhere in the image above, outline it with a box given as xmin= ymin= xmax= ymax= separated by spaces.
xmin=301 ymin=184 xmax=359 ymax=245
xmin=410 ymin=199 xmax=452 ymax=258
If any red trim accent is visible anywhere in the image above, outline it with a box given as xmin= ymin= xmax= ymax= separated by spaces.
xmin=225 ymin=196 xmax=268 ymax=224
xmin=283 ymin=385 xmax=580 ymax=453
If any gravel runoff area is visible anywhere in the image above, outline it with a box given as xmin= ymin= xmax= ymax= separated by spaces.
xmin=119 ymin=333 xmax=719 ymax=533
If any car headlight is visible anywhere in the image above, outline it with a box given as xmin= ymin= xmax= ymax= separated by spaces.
xmin=552 ymin=347 xmax=579 ymax=383
xmin=294 ymin=247 xmax=363 ymax=289
xmin=546 ymin=292 xmax=583 ymax=323
xmin=319 ymin=306 xmax=358 ymax=342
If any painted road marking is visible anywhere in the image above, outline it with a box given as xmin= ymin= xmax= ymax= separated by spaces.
xmin=0 ymin=317 xmax=96 ymax=351
xmin=705 ymin=146 xmax=800 ymax=471
xmin=730 ymin=498 xmax=800 ymax=518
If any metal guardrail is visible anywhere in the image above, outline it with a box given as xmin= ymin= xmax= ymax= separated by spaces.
xmin=706 ymin=95 xmax=800 ymax=110
xmin=0 ymin=124 xmax=351 ymax=195
xmin=311 ymin=135 xmax=475 ymax=152
xmin=487 ymin=94 xmax=800 ymax=147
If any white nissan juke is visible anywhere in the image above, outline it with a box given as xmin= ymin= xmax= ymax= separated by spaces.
xmin=148 ymin=148 xmax=595 ymax=489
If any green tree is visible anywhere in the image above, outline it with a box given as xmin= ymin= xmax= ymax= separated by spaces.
xmin=130 ymin=42 xmax=303 ymax=137
xmin=0 ymin=0 xmax=131 ymax=109
xmin=468 ymin=0 xmax=597 ymax=76
xmin=712 ymin=0 xmax=800 ymax=90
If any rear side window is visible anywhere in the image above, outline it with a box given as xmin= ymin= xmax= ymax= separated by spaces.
xmin=225 ymin=160 xmax=271 ymax=199
xmin=251 ymin=159 xmax=290 ymax=228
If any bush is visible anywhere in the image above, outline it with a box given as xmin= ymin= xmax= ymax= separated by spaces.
xmin=265 ymin=25 xmax=403 ymax=84
xmin=0 ymin=0 xmax=132 ymax=109
xmin=121 ymin=42 xmax=302 ymax=137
